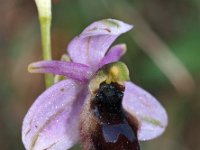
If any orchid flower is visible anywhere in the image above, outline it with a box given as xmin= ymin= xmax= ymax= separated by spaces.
xmin=22 ymin=19 xmax=168 ymax=150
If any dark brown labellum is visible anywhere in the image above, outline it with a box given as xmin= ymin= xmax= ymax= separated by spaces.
xmin=80 ymin=82 xmax=140 ymax=150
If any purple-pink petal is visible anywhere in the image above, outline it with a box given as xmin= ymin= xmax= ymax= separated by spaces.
xmin=28 ymin=61 xmax=94 ymax=82
xmin=22 ymin=79 xmax=87 ymax=150
xmin=67 ymin=19 xmax=133 ymax=67
xmin=98 ymin=44 xmax=127 ymax=69
xmin=122 ymin=82 xmax=168 ymax=141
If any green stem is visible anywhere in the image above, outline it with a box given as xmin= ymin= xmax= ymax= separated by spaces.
xmin=39 ymin=16 xmax=53 ymax=88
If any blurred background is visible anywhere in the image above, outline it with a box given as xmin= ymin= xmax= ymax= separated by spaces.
xmin=0 ymin=0 xmax=200 ymax=149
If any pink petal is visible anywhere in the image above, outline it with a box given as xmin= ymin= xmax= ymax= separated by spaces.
xmin=98 ymin=44 xmax=127 ymax=68
xmin=123 ymin=82 xmax=168 ymax=141
xmin=67 ymin=19 xmax=133 ymax=67
xmin=22 ymin=79 xmax=88 ymax=150
xmin=28 ymin=61 xmax=93 ymax=82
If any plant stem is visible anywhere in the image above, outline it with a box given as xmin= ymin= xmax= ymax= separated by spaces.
xmin=35 ymin=0 xmax=53 ymax=88
xmin=39 ymin=16 xmax=54 ymax=88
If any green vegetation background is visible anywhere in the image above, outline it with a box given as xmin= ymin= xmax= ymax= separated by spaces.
xmin=0 ymin=0 xmax=200 ymax=149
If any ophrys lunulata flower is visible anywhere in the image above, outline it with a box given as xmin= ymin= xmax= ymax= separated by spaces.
xmin=22 ymin=19 xmax=168 ymax=150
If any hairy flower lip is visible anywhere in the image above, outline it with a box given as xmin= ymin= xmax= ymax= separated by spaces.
xmin=22 ymin=19 xmax=168 ymax=150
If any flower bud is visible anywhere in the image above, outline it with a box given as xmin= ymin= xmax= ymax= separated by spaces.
xmin=35 ymin=0 xmax=52 ymax=20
